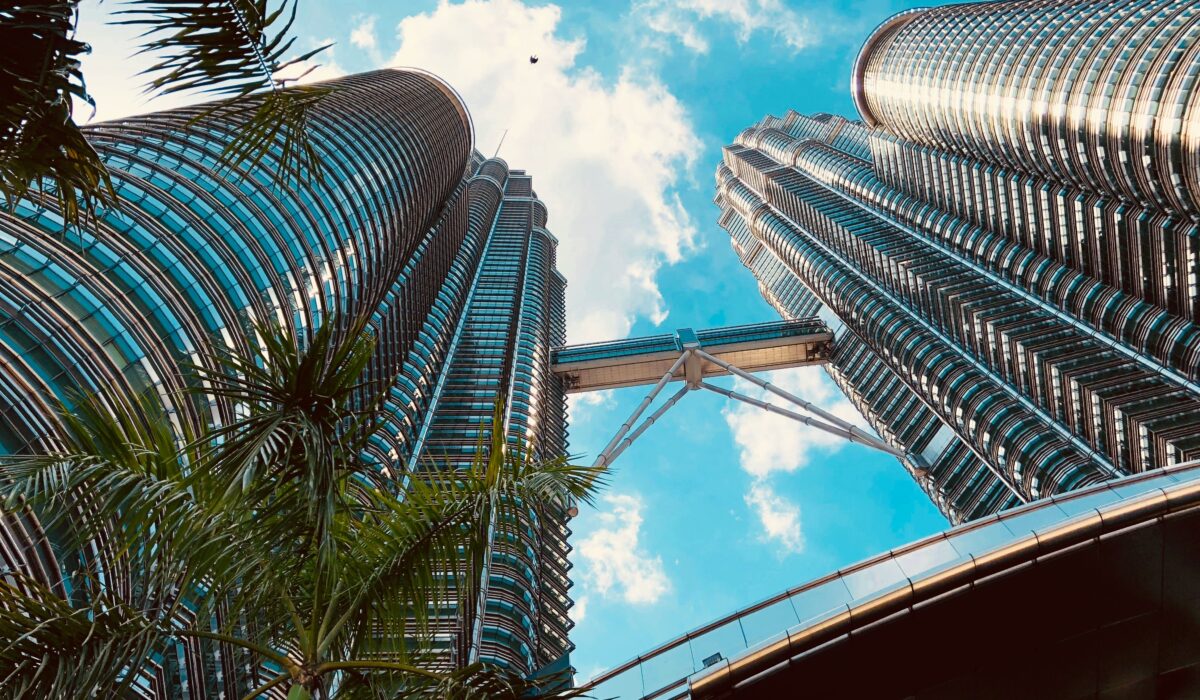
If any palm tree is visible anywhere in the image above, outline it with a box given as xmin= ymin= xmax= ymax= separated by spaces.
xmin=1 ymin=1 xmax=114 ymax=227
xmin=0 ymin=319 xmax=604 ymax=698
xmin=1 ymin=0 xmax=330 ymax=228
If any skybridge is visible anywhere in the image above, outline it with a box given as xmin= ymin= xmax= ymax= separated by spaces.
xmin=551 ymin=319 xmax=903 ymax=470
xmin=553 ymin=319 xmax=834 ymax=393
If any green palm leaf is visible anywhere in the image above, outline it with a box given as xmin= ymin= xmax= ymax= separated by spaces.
xmin=0 ymin=318 xmax=610 ymax=698
xmin=2 ymin=0 xmax=331 ymax=234
xmin=117 ymin=0 xmax=326 ymax=98
xmin=395 ymin=661 xmax=596 ymax=699
xmin=0 ymin=574 xmax=163 ymax=698
xmin=116 ymin=0 xmax=332 ymax=186
xmin=187 ymin=316 xmax=387 ymax=562
xmin=0 ymin=1 xmax=115 ymax=229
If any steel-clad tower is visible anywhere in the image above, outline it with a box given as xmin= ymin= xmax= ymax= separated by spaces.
xmin=0 ymin=69 xmax=571 ymax=695
xmin=718 ymin=0 xmax=1200 ymax=524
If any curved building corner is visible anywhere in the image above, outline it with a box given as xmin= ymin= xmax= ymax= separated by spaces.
xmin=0 ymin=68 xmax=574 ymax=696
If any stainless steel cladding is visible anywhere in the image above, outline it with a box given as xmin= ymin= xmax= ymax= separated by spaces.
xmin=0 ymin=69 xmax=574 ymax=695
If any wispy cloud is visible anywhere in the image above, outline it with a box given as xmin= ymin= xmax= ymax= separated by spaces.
xmin=744 ymin=481 xmax=804 ymax=554
xmin=723 ymin=367 xmax=863 ymax=479
xmin=576 ymin=493 xmax=671 ymax=604
xmin=350 ymin=15 xmax=383 ymax=62
xmin=644 ymin=6 xmax=711 ymax=53
xmin=350 ymin=15 xmax=377 ymax=50
xmin=722 ymin=367 xmax=866 ymax=555
xmin=567 ymin=389 xmax=616 ymax=434
xmin=636 ymin=0 xmax=815 ymax=55
xmin=571 ymin=593 xmax=589 ymax=624
xmin=388 ymin=0 xmax=700 ymax=343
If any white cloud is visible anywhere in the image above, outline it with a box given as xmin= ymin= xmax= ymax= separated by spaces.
xmin=389 ymin=0 xmax=701 ymax=342
xmin=571 ymin=594 xmax=588 ymax=624
xmin=722 ymin=366 xmax=869 ymax=556
xmin=72 ymin=0 xmax=197 ymax=122
xmin=73 ymin=0 xmax=343 ymax=121
xmin=722 ymin=367 xmax=864 ymax=479
xmin=350 ymin=15 xmax=384 ymax=63
xmin=351 ymin=15 xmax=378 ymax=51
xmin=567 ymin=389 xmax=615 ymax=431
xmin=745 ymin=481 xmax=804 ymax=554
xmin=637 ymin=0 xmax=814 ymax=54
xmin=644 ymin=8 xmax=710 ymax=53
xmin=576 ymin=493 xmax=670 ymax=604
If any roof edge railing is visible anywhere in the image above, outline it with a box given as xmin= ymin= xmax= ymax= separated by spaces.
xmin=580 ymin=457 xmax=1200 ymax=698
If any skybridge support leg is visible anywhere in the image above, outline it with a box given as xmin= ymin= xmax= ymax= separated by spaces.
xmin=693 ymin=349 xmax=899 ymax=457
xmin=587 ymin=346 xmax=911 ymax=473
xmin=699 ymin=381 xmax=906 ymax=459
xmin=593 ymin=350 xmax=692 ymax=468
xmin=605 ymin=386 xmax=692 ymax=466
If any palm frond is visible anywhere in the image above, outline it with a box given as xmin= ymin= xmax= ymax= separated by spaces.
xmin=0 ymin=573 xmax=163 ymax=697
xmin=0 ymin=326 xmax=610 ymax=696
xmin=332 ymin=402 xmax=608 ymax=672
xmin=116 ymin=0 xmax=332 ymax=187
xmin=395 ymin=662 xmax=596 ymax=700
xmin=208 ymin=85 xmax=330 ymax=186
xmin=116 ymin=0 xmax=327 ymax=97
xmin=188 ymin=316 xmax=386 ymax=561
xmin=333 ymin=476 xmax=486 ymax=660
xmin=0 ymin=389 xmax=281 ymax=620
xmin=0 ymin=1 xmax=115 ymax=229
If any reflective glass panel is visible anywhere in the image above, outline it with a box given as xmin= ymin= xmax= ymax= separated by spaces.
xmin=892 ymin=537 xmax=965 ymax=579
xmin=994 ymin=500 xmax=1070 ymax=536
xmin=738 ymin=598 xmax=801 ymax=647
xmin=687 ymin=621 xmax=747 ymax=676
xmin=841 ymin=557 xmax=908 ymax=600
xmin=589 ymin=668 xmax=644 ymax=700
xmin=639 ymin=643 xmax=696 ymax=696
xmin=945 ymin=518 xmax=1019 ymax=557
xmin=1053 ymin=486 xmax=1126 ymax=516
xmin=788 ymin=577 xmax=853 ymax=624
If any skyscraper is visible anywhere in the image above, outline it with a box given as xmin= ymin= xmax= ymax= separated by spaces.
xmin=717 ymin=0 xmax=1200 ymax=524
xmin=0 ymin=69 xmax=570 ymax=694
xmin=574 ymin=3 xmax=1200 ymax=696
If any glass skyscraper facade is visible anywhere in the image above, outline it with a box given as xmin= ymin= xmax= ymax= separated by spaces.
xmin=717 ymin=0 xmax=1200 ymax=524
xmin=0 ymin=69 xmax=571 ymax=694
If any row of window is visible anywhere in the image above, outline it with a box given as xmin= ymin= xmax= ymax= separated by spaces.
xmin=859 ymin=0 xmax=1200 ymax=217
xmin=872 ymin=132 xmax=1200 ymax=320
xmin=720 ymin=156 xmax=1108 ymax=500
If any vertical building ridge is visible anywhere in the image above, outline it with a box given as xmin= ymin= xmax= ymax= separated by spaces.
xmin=0 ymin=69 xmax=572 ymax=695
xmin=720 ymin=1 xmax=1200 ymax=524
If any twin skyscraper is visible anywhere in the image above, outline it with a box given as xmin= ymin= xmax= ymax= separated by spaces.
xmin=1 ymin=0 xmax=1199 ymax=697
xmin=0 ymin=71 xmax=570 ymax=692
xmin=720 ymin=0 xmax=1200 ymax=524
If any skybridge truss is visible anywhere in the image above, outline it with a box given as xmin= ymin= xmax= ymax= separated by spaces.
xmin=551 ymin=319 xmax=904 ymax=470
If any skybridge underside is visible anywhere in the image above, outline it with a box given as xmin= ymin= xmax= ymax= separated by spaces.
xmin=552 ymin=320 xmax=833 ymax=394
xmin=550 ymin=319 xmax=901 ymax=469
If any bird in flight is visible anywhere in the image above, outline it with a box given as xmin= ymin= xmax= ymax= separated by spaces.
xmin=530 ymin=55 xmax=539 ymax=64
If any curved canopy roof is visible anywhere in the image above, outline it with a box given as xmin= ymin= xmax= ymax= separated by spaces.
xmin=583 ymin=459 xmax=1200 ymax=699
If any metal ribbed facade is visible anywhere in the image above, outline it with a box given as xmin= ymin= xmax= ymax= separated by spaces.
xmin=718 ymin=0 xmax=1200 ymax=525
xmin=411 ymin=162 xmax=573 ymax=672
xmin=854 ymin=0 xmax=1200 ymax=218
xmin=0 ymin=69 xmax=574 ymax=694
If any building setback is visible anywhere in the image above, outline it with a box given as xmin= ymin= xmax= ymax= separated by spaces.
xmin=717 ymin=0 xmax=1200 ymax=524
xmin=0 ymin=69 xmax=570 ymax=694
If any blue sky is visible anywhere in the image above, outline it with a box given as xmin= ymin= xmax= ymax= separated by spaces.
xmin=76 ymin=0 xmax=944 ymax=680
